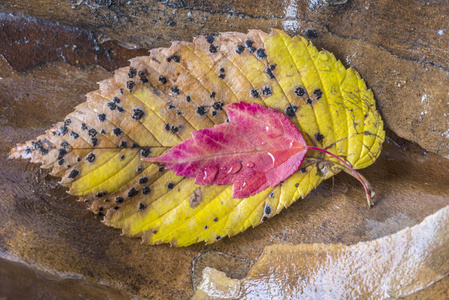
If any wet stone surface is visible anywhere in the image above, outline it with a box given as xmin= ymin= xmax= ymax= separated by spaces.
xmin=1 ymin=3 xmax=449 ymax=299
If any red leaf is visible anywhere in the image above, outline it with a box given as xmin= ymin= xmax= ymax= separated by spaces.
xmin=145 ymin=102 xmax=307 ymax=198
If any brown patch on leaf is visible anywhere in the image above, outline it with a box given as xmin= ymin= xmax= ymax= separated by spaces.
xmin=190 ymin=187 xmax=203 ymax=209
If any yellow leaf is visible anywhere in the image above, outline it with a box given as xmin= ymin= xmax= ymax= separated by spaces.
xmin=10 ymin=29 xmax=384 ymax=246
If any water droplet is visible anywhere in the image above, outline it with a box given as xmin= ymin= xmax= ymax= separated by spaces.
xmin=289 ymin=141 xmax=294 ymax=147
xmin=227 ymin=162 xmax=242 ymax=174
xmin=246 ymin=162 xmax=255 ymax=168
xmin=267 ymin=152 xmax=275 ymax=166
xmin=265 ymin=126 xmax=269 ymax=131
xmin=220 ymin=166 xmax=227 ymax=171
xmin=202 ymin=166 xmax=218 ymax=183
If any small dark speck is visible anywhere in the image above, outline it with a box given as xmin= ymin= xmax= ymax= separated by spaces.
xmin=245 ymin=40 xmax=253 ymax=48
xmin=269 ymin=192 xmax=275 ymax=198
xmin=185 ymin=96 xmax=191 ymax=102
xmin=304 ymin=29 xmax=318 ymax=39
xmin=215 ymin=235 xmax=222 ymax=241
xmin=158 ymin=76 xmax=167 ymax=84
xmin=265 ymin=68 xmax=275 ymax=79
xmin=301 ymin=168 xmax=307 ymax=173
xmin=210 ymin=91 xmax=216 ymax=98
xmin=104 ymin=199 xmax=110 ymax=203
xmin=209 ymin=44 xmax=218 ymax=53
xmin=236 ymin=44 xmax=245 ymax=54
xmin=214 ymin=217 xmax=219 ymax=222
xmin=136 ymin=166 xmax=143 ymax=173
xmin=141 ymin=147 xmax=151 ymax=157
xmin=91 ymin=138 xmax=98 ymax=147
xmin=100 ymin=129 xmax=106 ymax=135
xmin=153 ymin=230 xmax=157 ymax=234
xmin=128 ymin=187 xmax=139 ymax=198
xmin=120 ymin=141 xmax=127 ymax=148
xmin=98 ymin=113 xmax=106 ymax=122
xmin=248 ymin=46 xmax=256 ymax=53
xmin=262 ymin=216 xmax=268 ymax=222
xmin=313 ymin=88 xmax=323 ymax=100
xmin=142 ymin=186 xmax=151 ymax=195
xmin=212 ymin=111 xmax=217 ymax=116
xmin=170 ymin=55 xmax=180 ymax=63
xmin=68 ymin=169 xmax=79 ymax=179
xmin=88 ymin=128 xmax=97 ymax=137
xmin=164 ymin=123 xmax=170 ymax=131
xmin=250 ymin=89 xmax=260 ymax=98
xmin=218 ymin=73 xmax=225 ymax=79
xmin=295 ymin=183 xmax=300 ymax=187
xmin=171 ymin=126 xmax=179 ymax=134
xmin=113 ymin=127 xmax=123 ymax=136
xmin=81 ymin=123 xmax=88 ymax=130
xmin=60 ymin=141 xmax=70 ymax=148
xmin=107 ymin=102 xmax=117 ymax=110
xmin=168 ymin=104 xmax=175 ymax=110
xmin=167 ymin=182 xmax=174 ymax=189
xmin=285 ymin=104 xmax=298 ymax=117
xmin=219 ymin=67 xmax=225 ymax=73
xmin=269 ymin=64 xmax=276 ymax=71
xmin=86 ymin=153 xmax=96 ymax=163
xmin=76 ymin=156 xmax=81 ymax=162
xmin=113 ymin=97 xmax=120 ymax=103
xmin=204 ymin=225 xmax=209 ymax=229
xmin=158 ymin=166 xmax=164 ymax=172
xmin=126 ymin=81 xmax=136 ymax=90
xmin=307 ymin=98 xmax=313 ymax=105
xmin=138 ymin=203 xmax=147 ymax=210
xmin=58 ymin=159 xmax=65 ymax=166
xmin=131 ymin=142 xmax=140 ymax=149
xmin=113 ymin=206 xmax=119 ymax=210
xmin=294 ymin=86 xmax=306 ymax=97
xmin=212 ymin=101 xmax=224 ymax=110
xmin=120 ymin=154 xmax=125 ymax=160
xmin=262 ymin=85 xmax=272 ymax=96
xmin=196 ymin=106 xmax=206 ymax=116
xmin=128 ymin=67 xmax=137 ymax=78
xmin=205 ymin=35 xmax=215 ymax=44
xmin=95 ymin=191 xmax=105 ymax=198
xmin=170 ymin=86 xmax=180 ymax=95
xmin=132 ymin=108 xmax=145 ymax=120
xmin=117 ymin=106 xmax=125 ymax=113
xmin=256 ymin=48 xmax=267 ymax=59
xmin=316 ymin=133 xmax=324 ymax=143
xmin=264 ymin=205 xmax=272 ymax=215
xmin=70 ymin=131 xmax=79 ymax=139
xmin=115 ymin=196 xmax=124 ymax=203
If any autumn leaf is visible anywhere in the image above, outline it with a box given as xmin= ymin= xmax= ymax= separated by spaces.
xmin=10 ymin=29 xmax=385 ymax=246
xmin=147 ymin=102 xmax=308 ymax=198
xmin=147 ymin=101 xmax=373 ymax=203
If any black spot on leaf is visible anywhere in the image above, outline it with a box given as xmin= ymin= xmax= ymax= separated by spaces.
xmin=128 ymin=187 xmax=139 ymax=198
xmin=256 ymin=48 xmax=267 ymax=59
xmin=132 ymin=108 xmax=145 ymax=120
xmin=285 ymin=104 xmax=298 ymax=117
xmin=68 ymin=169 xmax=79 ymax=179
xmin=128 ymin=67 xmax=137 ymax=78
xmin=235 ymin=44 xmax=245 ymax=54
xmin=141 ymin=147 xmax=151 ymax=157
xmin=158 ymin=76 xmax=167 ymax=84
xmin=113 ymin=127 xmax=123 ymax=136
xmin=196 ymin=106 xmax=206 ymax=116
xmin=98 ymin=113 xmax=106 ymax=122
xmin=316 ymin=133 xmax=324 ymax=143
xmin=86 ymin=153 xmax=96 ymax=163
xmin=294 ymin=86 xmax=306 ymax=97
